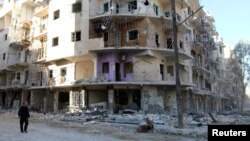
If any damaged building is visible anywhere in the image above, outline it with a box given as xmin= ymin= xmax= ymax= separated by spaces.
xmin=0 ymin=0 xmax=239 ymax=114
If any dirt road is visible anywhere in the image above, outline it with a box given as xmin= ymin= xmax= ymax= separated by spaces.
xmin=0 ymin=111 xmax=206 ymax=141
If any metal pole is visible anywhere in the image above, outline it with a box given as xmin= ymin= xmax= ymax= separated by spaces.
xmin=170 ymin=0 xmax=184 ymax=128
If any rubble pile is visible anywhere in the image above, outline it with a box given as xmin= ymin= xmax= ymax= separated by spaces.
xmin=2 ymin=107 xmax=250 ymax=137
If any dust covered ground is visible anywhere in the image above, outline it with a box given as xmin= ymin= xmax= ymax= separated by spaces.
xmin=0 ymin=111 xmax=206 ymax=141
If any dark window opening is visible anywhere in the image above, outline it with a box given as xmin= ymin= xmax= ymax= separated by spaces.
xmin=102 ymin=62 xmax=109 ymax=73
xmin=49 ymin=70 xmax=53 ymax=78
xmin=179 ymin=41 xmax=183 ymax=49
xmin=220 ymin=46 xmax=222 ymax=54
xmin=128 ymin=1 xmax=137 ymax=12
xmin=167 ymin=38 xmax=172 ymax=49
xmin=155 ymin=33 xmax=160 ymax=47
xmin=103 ymin=2 xmax=109 ymax=13
xmin=58 ymin=92 xmax=69 ymax=110
xmin=165 ymin=11 xmax=170 ymax=17
xmin=160 ymin=64 xmax=164 ymax=80
xmin=53 ymin=10 xmax=60 ymax=20
xmin=104 ymin=31 xmax=108 ymax=42
xmin=16 ymin=73 xmax=20 ymax=80
xmin=72 ymin=31 xmax=81 ymax=42
xmin=3 ymin=53 xmax=6 ymax=60
xmin=115 ymin=63 xmax=121 ymax=81
xmin=72 ymin=1 xmax=82 ymax=13
xmin=188 ymin=7 xmax=192 ymax=15
xmin=114 ymin=90 xmax=141 ymax=113
xmin=25 ymin=71 xmax=29 ymax=84
xmin=128 ymin=29 xmax=138 ymax=41
xmin=52 ymin=37 xmax=59 ymax=46
xmin=176 ymin=14 xmax=181 ymax=22
xmin=153 ymin=4 xmax=159 ymax=15
xmin=4 ymin=34 xmax=7 ymax=40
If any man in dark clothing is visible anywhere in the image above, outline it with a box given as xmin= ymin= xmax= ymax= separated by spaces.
xmin=18 ymin=101 xmax=30 ymax=133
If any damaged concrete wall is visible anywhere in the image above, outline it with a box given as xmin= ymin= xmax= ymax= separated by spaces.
xmin=141 ymin=86 xmax=164 ymax=114
xmin=69 ymin=90 xmax=83 ymax=108
xmin=46 ymin=91 xmax=54 ymax=112
xmin=75 ymin=61 xmax=94 ymax=80
xmin=134 ymin=56 xmax=162 ymax=81
xmin=164 ymin=89 xmax=176 ymax=112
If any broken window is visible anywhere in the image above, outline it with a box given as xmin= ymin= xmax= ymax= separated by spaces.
xmin=167 ymin=38 xmax=172 ymax=49
xmin=124 ymin=62 xmax=133 ymax=77
xmin=72 ymin=31 xmax=81 ymax=42
xmin=165 ymin=11 xmax=170 ymax=17
xmin=102 ymin=62 xmax=109 ymax=73
xmin=53 ymin=10 xmax=60 ymax=20
xmin=128 ymin=29 xmax=138 ymax=41
xmin=167 ymin=66 xmax=174 ymax=76
xmin=103 ymin=2 xmax=109 ymax=13
xmin=49 ymin=70 xmax=53 ymax=78
xmin=72 ymin=1 xmax=82 ymax=13
xmin=52 ymin=37 xmax=59 ymax=46
xmin=128 ymin=1 xmax=137 ymax=12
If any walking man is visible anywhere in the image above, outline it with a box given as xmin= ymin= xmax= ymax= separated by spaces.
xmin=18 ymin=101 xmax=30 ymax=133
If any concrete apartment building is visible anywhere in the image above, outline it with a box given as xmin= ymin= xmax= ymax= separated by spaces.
xmin=0 ymin=0 xmax=235 ymax=114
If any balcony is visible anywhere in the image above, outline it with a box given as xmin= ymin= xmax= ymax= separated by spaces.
xmin=192 ymin=60 xmax=211 ymax=75
xmin=90 ymin=1 xmax=145 ymax=18
xmin=34 ymin=6 xmax=48 ymax=18
xmin=6 ymin=78 xmax=26 ymax=89
xmin=33 ymin=0 xmax=49 ymax=5
xmin=190 ymin=16 xmax=206 ymax=33
xmin=16 ymin=0 xmax=40 ymax=8
xmin=192 ymin=38 xmax=204 ymax=52
xmin=7 ymin=53 xmax=29 ymax=69
xmin=20 ymin=20 xmax=32 ymax=29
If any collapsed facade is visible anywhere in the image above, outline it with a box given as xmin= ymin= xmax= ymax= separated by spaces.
xmin=0 ymin=0 xmax=237 ymax=114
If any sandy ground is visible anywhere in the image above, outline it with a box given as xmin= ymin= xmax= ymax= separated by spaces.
xmin=0 ymin=111 xmax=206 ymax=141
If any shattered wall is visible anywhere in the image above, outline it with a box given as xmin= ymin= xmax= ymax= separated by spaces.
xmin=134 ymin=56 xmax=163 ymax=82
xmin=70 ymin=90 xmax=83 ymax=108
xmin=141 ymin=86 xmax=164 ymax=114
